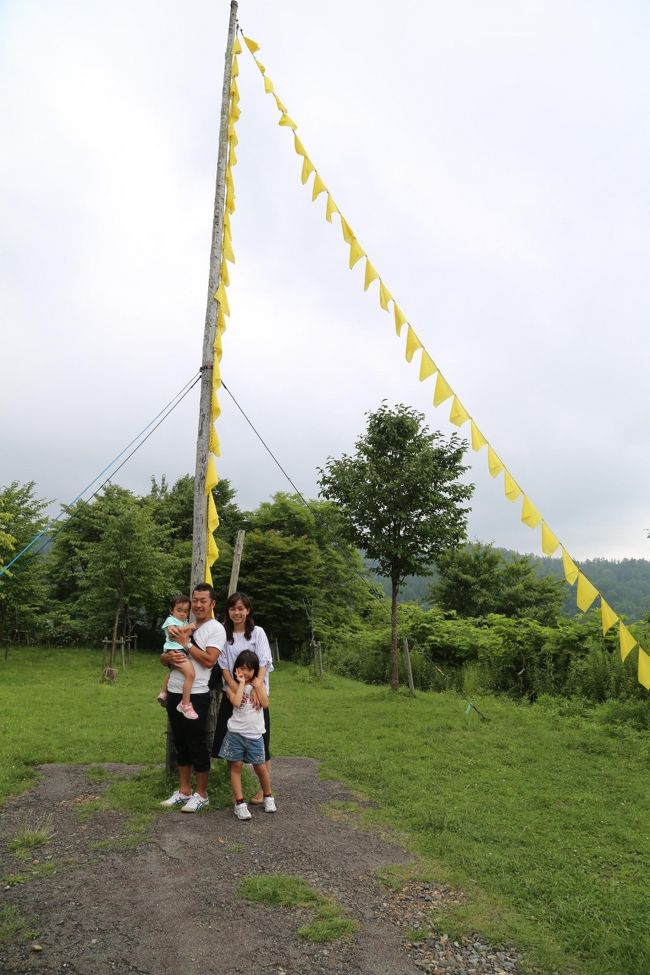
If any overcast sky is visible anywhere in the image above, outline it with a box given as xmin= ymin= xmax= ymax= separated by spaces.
xmin=2 ymin=0 xmax=650 ymax=561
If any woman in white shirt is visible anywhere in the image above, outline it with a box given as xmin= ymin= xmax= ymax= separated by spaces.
xmin=211 ymin=592 xmax=274 ymax=805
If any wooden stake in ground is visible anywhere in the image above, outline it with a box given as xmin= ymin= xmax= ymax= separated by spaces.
xmin=228 ymin=530 xmax=246 ymax=595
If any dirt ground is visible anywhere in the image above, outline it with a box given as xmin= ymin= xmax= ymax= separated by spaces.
xmin=0 ymin=760 xmax=522 ymax=975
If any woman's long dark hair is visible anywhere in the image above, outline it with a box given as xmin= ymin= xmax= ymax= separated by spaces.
xmin=224 ymin=591 xmax=255 ymax=644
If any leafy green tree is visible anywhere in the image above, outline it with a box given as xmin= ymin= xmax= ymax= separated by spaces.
xmin=235 ymin=493 xmax=374 ymax=655
xmin=79 ymin=489 xmax=173 ymax=667
xmin=0 ymin=481 xmax=50 ymax=642
xmin=432 ymin=542 xmax=564 ymax=625
xmin=319 ymin=403 xmax=473 ymax=689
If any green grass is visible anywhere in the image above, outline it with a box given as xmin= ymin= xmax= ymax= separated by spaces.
xmin=0 ymin=905 xmax=39 ymax=943
xmin=1 ymin=649 xmax=649 ymax=973
xmin=239 ymin=873 xmax=358 ymax=943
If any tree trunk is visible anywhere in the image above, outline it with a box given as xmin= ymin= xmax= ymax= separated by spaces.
xmin=390 ymin=579 xmax=399 ymax=690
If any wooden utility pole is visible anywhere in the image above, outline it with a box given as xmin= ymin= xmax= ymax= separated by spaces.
xmin=190 ymin=0 xmax=239 ymax=594
xmin=167 ymin=2 xmax=238 ymax=779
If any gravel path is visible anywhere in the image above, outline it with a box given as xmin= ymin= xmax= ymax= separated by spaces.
xmin=0 ymin=759 xmax=521 ymax=975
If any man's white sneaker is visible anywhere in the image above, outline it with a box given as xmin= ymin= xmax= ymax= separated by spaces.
xmin=160 ymin=790 xmax=192 ymax=809
xmin=234 ymin=802 xmax=252 ymax=821
xmin=263 ymin=796 xmax=277 ymax=813
xmin=180 ymin=792 xmax=210 ymax=813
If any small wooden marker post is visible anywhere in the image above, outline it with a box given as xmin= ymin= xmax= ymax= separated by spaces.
xmin=403 ymin=637 xmax=415 ymax=696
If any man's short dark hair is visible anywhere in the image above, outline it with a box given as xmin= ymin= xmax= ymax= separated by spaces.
xmin=192 ymin=582 xmax=216 ymax=602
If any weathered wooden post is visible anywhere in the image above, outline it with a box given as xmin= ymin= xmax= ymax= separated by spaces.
xmin=165 ymin=0 xmax=239 ymax=779
xmin=403 ymin=637 xmax=415 ymax=696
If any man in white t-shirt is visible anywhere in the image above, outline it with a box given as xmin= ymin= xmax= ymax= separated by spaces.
xmin=159 ymin=583 xmax=225 ymax=813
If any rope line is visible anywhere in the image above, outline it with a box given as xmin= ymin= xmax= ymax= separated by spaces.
xmin=0 ymin=371 xmax=202 ymax=578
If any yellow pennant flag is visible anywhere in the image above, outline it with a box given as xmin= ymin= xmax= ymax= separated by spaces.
xmin=233 ymin=36 xmax=242 ymax=55
xmin=576 ymin=572 xmax=598 ymax=612
xmin=294 ymin=135 xmax=306 ymax=156
xmin=470 ymin=421 xmax=487 ymax=452
xmin=222 ymin=231 xmax=235 ymax=265
xmin=214 ymin=328 xmax=223 ymax=359
xmin=487 ymin=446 xmax=504 ymax=478
xmin=379 ymin=281 xmax=392 ymax=311
xmin=405 ymin=326 xmax=422 ymax=362
xmin=541 ymin=521 xmax=560 ymax=555
xmin=231 ymin=56 xmax=239 ymax=79
xmin=301 ymin=156 xmax=314 ymax=184
xmin=204 ymin=564 xmax=213 ymax=586
xmin=393 ymin=304 xmax=407 ymax=336
xmin=504 ymin=472 xmax=521 ymax=502
xmin=244 ymin=36 xmax=260 ymax=53
xmin=449 ymin=397 xmax=470 ymax=427
xmin=263 ymin=75 xmax=274 ymax=94
xmin=230 ymin=102 xmax=241 ymax=122
xmin=278 ymin=113 xmax=297 ymax=129
xmin=349 ymin=237 xmax=365 ymax=268
xmin=325 ymin=194 xmax=338 ymax=223
xmin=228 ymin=124 xmax=238 ymax=147
xmin=619 ymin=622 xmax=637 ymax=661
xmin=340 ymin=217 xmax=354 ymax=244
xmin=212 ymin=355 xmax=221 ymax=388
xmin=419 ymin=350 xmax=437 ymax=381
xmin=209 ymin=427 xmax=221 ymax=458
xmin=521 ymin=496 xmax=542 ymax=528
xmin=221 ymin=259 xmax=230 ymax=288
xmin=254 ymin=58 xmax=266 ymax=75
xmin=205 ymin=456 xmax=219 ymax=494
xmin=214 ymin=282 xmax=230 ymax=318
xmin=364 ymin=259 xmax=378 ymax=291
xmin=561 ymin=547 xmax=579 ymax=586
xmin=433 ymin=372 xmax=453 ymax=407
xmin=230 ymin=79 xmax=239 ymax=102
xmin=217 ymin=302 xmax=226 ymax=331
xmin=312 ymin=173 xmax=326 ymax=201
xmin=274 ymin=95 xmax=288 ymax=113
xmin=211 ymin=387 xmax=221 ymax=419
xmin=207 ymin=531 xmax=219 ymax=565
xmin=638 ymin=648 xmax=650 ymax=690
xmin=229 ymin=144 xmax=237 ymax=167
xmin=207 ymin=492 xmax=220 ymax=533
xmin=600 ymin=597 xmax=618 ymax=635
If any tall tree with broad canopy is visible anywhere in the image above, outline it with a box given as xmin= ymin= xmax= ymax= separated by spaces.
xmin=319 ymin=403 xmax=473 ymax=689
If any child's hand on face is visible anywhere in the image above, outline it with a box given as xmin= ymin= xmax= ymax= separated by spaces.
xmin=235 ymin=668 xmax=246 ymax=684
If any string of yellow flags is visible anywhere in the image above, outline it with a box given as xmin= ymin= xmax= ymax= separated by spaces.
xmin=239 ymin=29 xmax=649 ymax=689
xmin=204 ymin=36 xmax=242 ymax=586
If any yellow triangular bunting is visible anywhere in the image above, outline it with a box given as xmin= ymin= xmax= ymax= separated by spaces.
xmin=204 ymin=565 xmax=213 ymax=585
xmin=521 ymin=496 xmax=542 ymax=528
xmin=393 ymin=304 xmax=407 ymax=336
xmin=209 ymin=427 xmax=221 ymax=458
xmin=449 ymin=397 xmax=470 ymax=427
xmin=638 ymin=647 xmax=650 ymax=689
xmin=325 ymin=194 xmax=338 ymax=223
xmin=561 ymin=547 xmax=579 ymax=586
xmin=600 ymin=597 xmax=618 ymax=635
xmin=405 ymin=326 xmax=422 ymax=363
xmin=208 ymin=495 xmax=220 ymax=534
xmin=504 ymin=472 xmax=521 ymax=502
xmin=205 ymin=456 xmax=218 ymax=494
xmin=207 ymin=531 xmax=219 ymax=564
xmin=278 ymin=114 xmax=297 ymax=129
xmin=244 ymin=36 xmax=260 ymax=53
xmin=231 ymin=57 xmax=239 ymax=79
xmin=274 ymin=96 xmax=288 ymax=113
xmin=211 ymin=387 xmax=221 ymax=418
xmin=254 ymin=58 xmax=266 ymax=75
xmin=419 ymin=351 xmax=437 ymax=382
xmin=294 ymin=135 xmax=306 ymax=157
xmin=470 ymin=421 xmax=487 ymax=452
xmin=263 ymin=75 xmax=274 ymax=94
xmin=340 ymin=217 xmax=354 ymax=244
xmin=233 ymin=36 xmax=242 ymax=55
xmin=363 ymin=259 xmax=378 ymax=291
xmin=541 ymin=521 xmax=560 ymax=555
xmin=312 ymin=173 xmax=326 ymax=201
xmin=619 ymin=622 xmax=637 ymax=662
xmin=379 ymin=281 xmax=392 ymax=311
xmin=301 ymin=156 xmax=314 ymax=185
xmin=487 ymin=446 xmax=504 ymax=478
xmin=214 ymin=282 xmax=230 ymax=318
xmin=222 ymin=232 xmax=235 ymax=265
xmin=576 ymin=572 xmax=598 ymax=612
xmin=349 ymin=238 xmax=365 ymax=268
xmin=433 ymin=372 xmax=453 ymax=407
xmin=221 ymin=259 xmax=230 ymax=287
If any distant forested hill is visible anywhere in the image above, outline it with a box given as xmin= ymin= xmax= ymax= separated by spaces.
xmin=367 ymin=551 xmax=650 ymax=621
